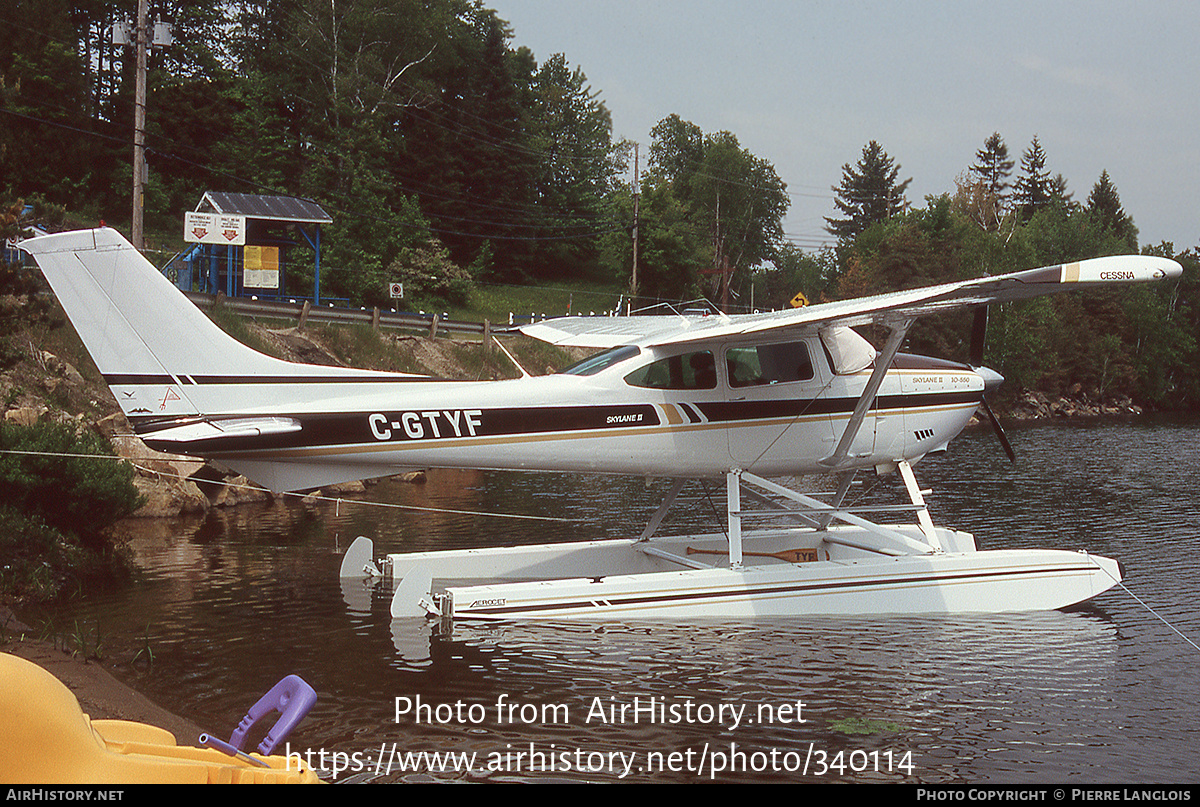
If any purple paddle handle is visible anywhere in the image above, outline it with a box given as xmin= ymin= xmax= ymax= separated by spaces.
xmin=198 ymin=733 xmax=271 ymax=767
xmin=227 ymin=674 xmax=318 ymax=755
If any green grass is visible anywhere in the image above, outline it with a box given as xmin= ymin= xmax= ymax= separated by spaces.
xmin=437 ymin=278 xmax=626 ymax=325
xmin=307 ymin=323 xmax=424 ymax=374
xmin=499 ymin=336 xmax=580 ymax=376
xmin=196 ymin=302 xmax=587 ymax=377
xmin=204 ymin=302 xmax=287 ymax=359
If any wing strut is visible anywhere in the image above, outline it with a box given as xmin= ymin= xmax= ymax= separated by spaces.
xmin=822 ymin=318 xmax=912 ymax=470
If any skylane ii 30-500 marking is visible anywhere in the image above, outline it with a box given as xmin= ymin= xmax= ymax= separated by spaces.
xmin=22 ymin=228 xmax=1181 ymax=619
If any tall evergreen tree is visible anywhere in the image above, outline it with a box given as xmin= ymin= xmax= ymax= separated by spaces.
xmin=400 ymin=10 xmax=538 ymax=275
xmin=970 ymin=132 xmax=1014 ymax=207
xmin=521 ymin=53 xmax=623 ymax=277
xmin=826 ymin=141 xmax=911 ymax=242
xmin=1087 ymin=170 xmax=1137 ymax=248
xmin=1049 ymin=172 xmax=1075 ymax=211
xmin=1013 ymin=135 xmax=1052 ymax=220
xmin=0 ymin=0 xmax=97 ymax=206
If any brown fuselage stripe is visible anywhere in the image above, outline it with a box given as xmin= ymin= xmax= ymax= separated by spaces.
xmin=133 ymin=391 xmax=983 ymax=456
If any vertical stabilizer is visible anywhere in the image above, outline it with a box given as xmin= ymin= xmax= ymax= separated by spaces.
xmin=22 ymin=229 xmax=293 ymax=384
xmin=21 ymin=228 xmax=408 ymax=425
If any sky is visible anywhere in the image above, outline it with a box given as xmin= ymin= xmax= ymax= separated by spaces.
xmin=487 ymin=0 xmax=1199 ymax=254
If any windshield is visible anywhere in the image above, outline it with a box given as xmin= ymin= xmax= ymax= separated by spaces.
xmin=557 ymin=345 xmax=641 ymax=376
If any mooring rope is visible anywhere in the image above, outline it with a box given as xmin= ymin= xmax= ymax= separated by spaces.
xmin=0 ymin=448 xmax=583 ymax=523
xmin=1087 ymin=553 xmax=1200 ymax=654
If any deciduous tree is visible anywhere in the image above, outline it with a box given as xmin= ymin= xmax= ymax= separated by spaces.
xmin=635 ymin=116 xmax=788 ymax=309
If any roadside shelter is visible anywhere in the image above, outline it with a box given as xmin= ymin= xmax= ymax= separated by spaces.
xmin=175 ymin=192 xmax=334 ymax=304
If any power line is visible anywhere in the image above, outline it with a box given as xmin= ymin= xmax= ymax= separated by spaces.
xmin=1 ymin=105 xmax=622 ymax=244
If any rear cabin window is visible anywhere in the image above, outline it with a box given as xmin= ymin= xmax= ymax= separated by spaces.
xmin=726 ymin=341 xmax=815 ymax=387
xmin=624 ymin=350 xmax=717 ymax=390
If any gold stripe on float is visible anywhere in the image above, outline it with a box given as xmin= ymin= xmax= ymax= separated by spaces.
xmin=1064 ymin=262 xmax=1081 ymax=283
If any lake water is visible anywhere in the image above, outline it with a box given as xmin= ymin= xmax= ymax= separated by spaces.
xmin=19 ymin=419 xmax=1200 ymax=783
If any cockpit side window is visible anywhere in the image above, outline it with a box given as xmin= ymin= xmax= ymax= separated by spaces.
xmin=624 ymin=350 xmax=717 ymax=390
xmin=726 ymin=341 xmax=814 ymax=387
xmin=558 ymin=345 xmax=641 ymax=376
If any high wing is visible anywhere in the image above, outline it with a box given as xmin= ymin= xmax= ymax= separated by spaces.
xmin=520 ymin=255 xmax=1182 ymax=348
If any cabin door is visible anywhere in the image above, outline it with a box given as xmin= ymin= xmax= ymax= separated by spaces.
xmin=722 ymin=339 xmax=836 ymax=472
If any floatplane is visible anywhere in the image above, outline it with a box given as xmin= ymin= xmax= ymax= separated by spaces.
xmin=23 ymin=228 xmax=1181 ymax=620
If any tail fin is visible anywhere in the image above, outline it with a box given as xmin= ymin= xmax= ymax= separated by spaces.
xmin=25 ymin=228 xmax=296 ymax=371
xmin=21 ymin=228 xmax=403 ymax=424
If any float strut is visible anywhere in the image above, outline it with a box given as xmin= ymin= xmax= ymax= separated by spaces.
xmin=727 ymin=469 xmax=744 ymax=569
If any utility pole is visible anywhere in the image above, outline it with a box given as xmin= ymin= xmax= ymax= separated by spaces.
xmin=124 ymin=2 xmax=171 ymax=250
xmin=715 ymin=190 xmax=732 ymax=312
xmin=131 ymin=0 xmax=147 ymax=250
xmin=628 ymin=143 xmax=640 ymax=299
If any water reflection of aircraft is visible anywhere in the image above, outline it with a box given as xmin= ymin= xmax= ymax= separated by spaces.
xmin=24 ymin=228 xmax=1181 ymax=620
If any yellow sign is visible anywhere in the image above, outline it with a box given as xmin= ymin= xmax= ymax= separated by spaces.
xmin=789 ymin=291 xmax=809 ymax=308
xmin=244 ymin=245 xmax=280 ymax=289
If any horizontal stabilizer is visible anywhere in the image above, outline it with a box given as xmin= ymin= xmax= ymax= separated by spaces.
xmin=139 ymin=417 xmax=302 ymax=445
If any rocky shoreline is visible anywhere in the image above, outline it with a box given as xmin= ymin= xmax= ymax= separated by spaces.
xmin=98 ymin=409 xmax=432 ymax=519
xmin=1 ymin=310 xmax=523 ymax=519
xmin=1004 ymin=388 xmax=1145 ymax=420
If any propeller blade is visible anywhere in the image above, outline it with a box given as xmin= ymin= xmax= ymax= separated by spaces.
xmin=969 ymin=307 xmax=1012 ymax=462
xmin=969 ymin=305 xmax=988 ymax=368
xmin=979 ymin=396 xmax=1015 ymax=463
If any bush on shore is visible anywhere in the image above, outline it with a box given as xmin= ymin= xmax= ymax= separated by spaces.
xmin=0 ymin=422 xmax=144 ymax=603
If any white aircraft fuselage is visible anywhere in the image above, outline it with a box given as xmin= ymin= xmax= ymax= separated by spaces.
xmin=128 ymin=340 xmax=984 ymax=490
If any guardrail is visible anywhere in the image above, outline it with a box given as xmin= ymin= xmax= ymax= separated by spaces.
xmin=184 ymin=291 xmax=498 ymax=337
